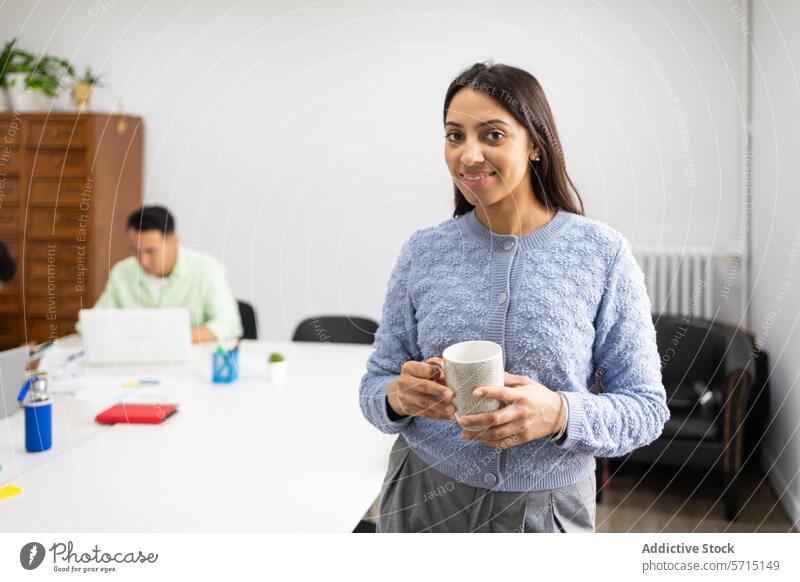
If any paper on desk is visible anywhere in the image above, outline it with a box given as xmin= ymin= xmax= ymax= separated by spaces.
xmin=37 ymin=344 xmax=85 ymax=372
xmin=238 ymin=353 xmax=268 ymax=380
xmin=50 ymin=373 xmax=175 ymax=405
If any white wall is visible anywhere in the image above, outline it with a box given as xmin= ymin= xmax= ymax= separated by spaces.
xmin=0 ymin=0 xmax=749 ymax=338
xmin=751 ymin=0 xmax=800 ymax=530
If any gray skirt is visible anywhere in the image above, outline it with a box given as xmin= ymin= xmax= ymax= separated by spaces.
xmin=377 ymin=434 xmax=596 ymax=533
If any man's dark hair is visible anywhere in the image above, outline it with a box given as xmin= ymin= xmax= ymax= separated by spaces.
xmin=126 ymin=205 xmax=175 ymax=234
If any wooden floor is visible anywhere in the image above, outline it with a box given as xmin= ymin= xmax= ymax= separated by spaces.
xmin=597 ymin=460 xmax=797 ymax=533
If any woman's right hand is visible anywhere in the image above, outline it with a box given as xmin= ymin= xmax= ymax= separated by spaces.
xmin=387 ymin=359 xmax=455 ymax=420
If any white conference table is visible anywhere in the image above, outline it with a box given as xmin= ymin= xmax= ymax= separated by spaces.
xmin=0 ymin=337 xmax=397 ymax=531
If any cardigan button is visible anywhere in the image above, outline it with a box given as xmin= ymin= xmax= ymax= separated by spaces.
xmin=497 ymin=292 xmax=507 ymax=304
xmin=503 ymin=240 xmax=515 ymax=251
xmin=484 ymin=473 xmax=497 ymax=486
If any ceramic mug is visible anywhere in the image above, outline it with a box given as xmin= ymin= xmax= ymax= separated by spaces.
xmin=442 ymin=340 xmax=504 ymax=431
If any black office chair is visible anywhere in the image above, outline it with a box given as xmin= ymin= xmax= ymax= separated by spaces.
xmin=611 ymin=315 xmax=757 ymax=520
xmin=292 ymin=315 xmax=378 ymax=345
xmin=237 ymin=300 xmax=258 ymax=340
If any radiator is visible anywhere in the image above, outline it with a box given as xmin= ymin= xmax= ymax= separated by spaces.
xmin=632 ymin=247 xmax=743 ymax=321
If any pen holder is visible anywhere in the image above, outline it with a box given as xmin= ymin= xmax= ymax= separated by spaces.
xmin=212 ymin=350 xmax=239 ymax=384
xmin=24 ymin=399 xmax=52 ymax=453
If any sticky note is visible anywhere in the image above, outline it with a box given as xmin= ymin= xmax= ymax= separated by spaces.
xmin=0 ymin=484 xmax=22 ymax=500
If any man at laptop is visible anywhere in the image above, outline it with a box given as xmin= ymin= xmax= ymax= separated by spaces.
xmin=93 ymin=205 xmax=242 ymax=343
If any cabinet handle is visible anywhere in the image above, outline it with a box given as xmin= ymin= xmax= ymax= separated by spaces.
xmin=50 ymin=129 xmax=60 ymax=138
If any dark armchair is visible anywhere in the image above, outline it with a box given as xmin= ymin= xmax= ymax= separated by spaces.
xmin=605 ymin=315 xmax=758 ymax=520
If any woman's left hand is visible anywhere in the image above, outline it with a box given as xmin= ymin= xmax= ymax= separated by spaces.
xmin=458 ymin=372 xmax=565 ymax=448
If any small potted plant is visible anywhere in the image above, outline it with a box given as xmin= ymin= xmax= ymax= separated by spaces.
xmin=72 ymin=66 xmax=105 ymax=111
xmin=267 ymin=351 xmax=287 ymax=384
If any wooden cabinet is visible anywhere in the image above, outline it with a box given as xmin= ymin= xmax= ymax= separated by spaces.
xmin=0 ymin=113 xmax=143 ymax=348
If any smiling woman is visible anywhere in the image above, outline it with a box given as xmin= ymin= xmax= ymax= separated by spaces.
xmin=443 ymin=63 xmax=584 ymax=229
xmin=359 ymin=61 xmax=669 ymax=533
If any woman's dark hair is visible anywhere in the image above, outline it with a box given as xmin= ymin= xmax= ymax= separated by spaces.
xmin=443 ymin=61 xmax=585 ymax=217
xmin=127 ymin=205 xmax=175 ymax=234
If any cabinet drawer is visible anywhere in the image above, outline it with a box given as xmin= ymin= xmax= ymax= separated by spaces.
xmin=0 ymin=117 xmax=21 ymax=145
xmin=29 ymin=178 xmax=87 ymax=207
xmin=0 ymin=293 xmax=19 ymax=314
xmin=26 ymin=241 xmax=85 ymax=261
xmin=2 ymin=278 xmax=19 ymax=292
xmin=25 ymin=294 xmax=83 ymax=317
xmin=25 ymin=259 xmax=79 ymax=280
xmin=25 ymin=279 xmax=86 ymax=296
xmin=4 ymin=241 xmax=19 ymax=258
xmin=27 ymin=208 xmax=84 ymax=238
xmin=26 ymin=149 xmax=87 ymax=177
xmin=0 ymin=148 xmax=21 ymax=174
xmin=27 ymin=119 xmax=88 ymax=148
xmin=0 ymin=178 xmax=20 ymax=206
xmin=0 ymin=207 xmax=19 ymax=233
xmin=0 ymin=317 xmax=19 ymax=348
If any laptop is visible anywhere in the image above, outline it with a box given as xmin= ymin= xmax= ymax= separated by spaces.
xmin=79 ymin=308 xmax=192 ymax=365
xmin=0 ymin=345 xmax=28 ymax=420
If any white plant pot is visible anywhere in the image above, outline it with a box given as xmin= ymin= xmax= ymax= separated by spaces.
xmin=268 ymin=361 xmax=287 ymax=385
xmin=17 ymin=90 xmax=54 ymax=112
xmin=5 ymin=73 xmax=54 ymax=112
xmin=4 ymin=73 xmax=26 ymax=110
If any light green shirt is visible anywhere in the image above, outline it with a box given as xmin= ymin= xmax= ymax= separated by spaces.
xmin=91 ymin=246 xmax=243 ymax=342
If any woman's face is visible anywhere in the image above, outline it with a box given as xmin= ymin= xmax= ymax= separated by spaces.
xmin=444 ymin=88 xmax=538 ymax=210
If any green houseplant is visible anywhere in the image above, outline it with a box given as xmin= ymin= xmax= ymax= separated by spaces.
xmin=2 ymin=40 xmax=73 ymax=111
xmin=0 ymin=38 xmax=35 ymax=84
xmin=26 ymin=55 xmax=73 ymax=96
xmin=0 ymin=38 xmax=34 ymax=111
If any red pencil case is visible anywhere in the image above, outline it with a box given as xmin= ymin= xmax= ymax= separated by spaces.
xmin=95 ymin=403 xmax=178 ymax=425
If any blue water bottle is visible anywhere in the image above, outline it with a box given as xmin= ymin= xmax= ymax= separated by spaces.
xmin=18 ymin=375 xmax=53 ymax=453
